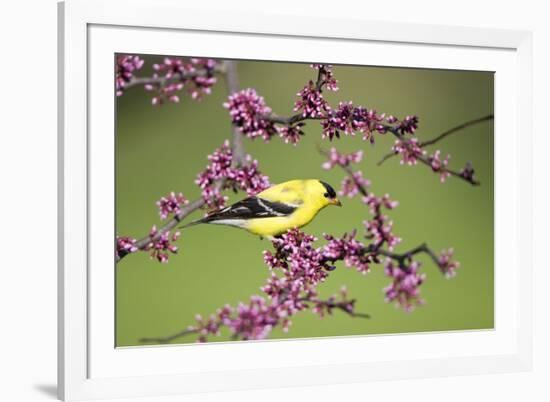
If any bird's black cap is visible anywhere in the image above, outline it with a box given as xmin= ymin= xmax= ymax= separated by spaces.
xmin=319 ymin=180 xmax=337 ymax=198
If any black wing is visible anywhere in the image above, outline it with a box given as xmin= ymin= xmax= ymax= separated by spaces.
xmin=203 ymin=197 xmax=297 ymax=222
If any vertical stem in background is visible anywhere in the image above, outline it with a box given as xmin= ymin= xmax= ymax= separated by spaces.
xmin=224 ymin=61 xmax=246 ymax=166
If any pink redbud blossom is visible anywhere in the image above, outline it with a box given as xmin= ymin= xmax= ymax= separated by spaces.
xmin=320 ymin=103 xmax=419 ymax=142
xmin=322 ymin=231 xmax=374 ymax=274
xmin=156 ymin=192 xmax=189 ymax=220
xmin=393 ymin=138 xmax=426 ymax=165
xmin=384 ymin=259 xmax=426 ymax=312
xmin=278 ymin=123 xmax=305 ymax=145
xmin=362 ymin=193 xmax=401 ymax=250
xmin=115 ymin=55 xmax=144 ymax=96
xmin=438 ymin=248 xmax=460 ymax=278
xmin=147 ymin=57 xmax=217 ymax=105
xmin=144 ymin=225 xmax=180 ymax=263
xmin=429 ymin=150 xmax=451 ymax=183
xmin=195 ymin=141 xmax=271 ymax=210
xmin=293 ymin=81 xmax=330 ymax=119
xmin=322 ymin=147 xmax=363 ymax=170
xmin=116 ymin=236 xmax=138 ymax=258
xmin=224 ymin=88 xmax=277 ymax=141
xmin=339 ymin=171 xmax=370 ymax=198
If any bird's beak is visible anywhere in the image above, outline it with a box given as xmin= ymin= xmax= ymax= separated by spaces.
xmin=329 ymin=198 xmax=342 ymax=207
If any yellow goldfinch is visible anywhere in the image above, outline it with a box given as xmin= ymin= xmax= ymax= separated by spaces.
xmin=182 ymin=179 xmax=342 ymax=238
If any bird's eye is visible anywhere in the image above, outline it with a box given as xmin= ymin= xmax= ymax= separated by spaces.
xmin=324 ymin=192 xmax=329 ymax=198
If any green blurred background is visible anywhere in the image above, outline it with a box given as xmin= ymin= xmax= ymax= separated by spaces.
xmin=115 ymin=56 xmax=494 ymax=347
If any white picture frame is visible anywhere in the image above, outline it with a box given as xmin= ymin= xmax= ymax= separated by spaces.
xmin=58 ymin=0 xmax=533 ymax=400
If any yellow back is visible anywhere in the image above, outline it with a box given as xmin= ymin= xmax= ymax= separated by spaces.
xmin=257 ymin=179 xmax=329 ymax=205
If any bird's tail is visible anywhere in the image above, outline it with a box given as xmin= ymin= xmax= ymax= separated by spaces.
xmin=178 ymin=217 xmax=208 ymax=229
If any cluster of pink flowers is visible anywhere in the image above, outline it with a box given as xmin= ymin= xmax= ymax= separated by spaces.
xmin=321 ymin=103 xmax=390 ymax=141
xmin=187 ymin=58 xmax=218 ymax=99
xmin=292 ymin=64 xmax=340 ymax=119
xmin=224 ymin=65 xmax=337 ymax=145
xmin=115 ymin=55 xmax=144 ymax=96
xmin=293 ymin=80 xmax=330 ymax=118
xmin=192 ymin=296 xmax=278 ymax=342
xmin=393 ymin=139 xmax=456 ymax=183
xmin=116 ymin=236 xmax=138 ymax=258
xmin=388 ymin=114 xmax=419 ymax=135
xmin=224 ymin=296 xmax=280 ymax=340
xmin=278 ymin=123 xmax=305 ymax=145
xmin=322 ymin=147 xmax=363 ymax=170
xmin=195 ymin=141 xmax=233 ymax=210
xmin=383 ymin=259 xmax=426 ymax=312
xmin=322 ymin=231 xmax=374 ymax=274
xmin=339 ymin=171 xmax=370 ymax=198
xmin=362 ymin=193 xmax=401 ymax=251
xmin=223 ymin=89 xmax=307 ymax=145
xmin=438 ymin=248 xmax=460 ymax=278
xmin=429 ymin=150 xmax=451 ymax=183
xmin=145 ymin=57 xmax=217 ymax=105
xmin=263 ymin=229 xmax=330 ymax=301
xmin=319 ymin=101 xmax=355 ymax=140
xmin=311 ymin=64 xmax=339 ymax=91
xmin=311 ymin=287 xmax=355 ymax=319
xmin=223 ymin=88 xmax=278 ymax=141
xmin=224 ymin=65 xmax=420 ymax=148
xmin=195 ymin=141 xmax=270 ymax=210
xmin=300 ymin=66 xmax=417 ymax=142
xmin=144 ymin=225 xmax=180 ymax=263
xmin=320 ymin=102 xmax=419 ymax=142
xmin=156 ymin=192 xmax=189 ymax=220
xmin=393 ymin=137 xmax=426 ymax=165
xmin=344 ymin=106 xmax=393 ymax=142
xmin=224 ymin=155 xmax=271 ymax=197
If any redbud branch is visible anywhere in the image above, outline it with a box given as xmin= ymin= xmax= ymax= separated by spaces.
xmin=410 ymin=149 xmax=480 ymax=186
xmin=116 ymin=197 xmax=207 ymax=262
xmin=376 ymin=150 xmax=399 ymax=167
xmin=367 ymin=122 xmax=480 ymax=186
xmin=374 ymin=243 xmax=440 ymax=270
xmin=139 ymin=328 xmax=199 ymax=344
xmin=123 ymin=62 xmax=226 ymax=90
xmin=263 ymin=112 xmax=482 ymax=187
xmin=377 ymin=114 xmax=494 ymax=169
xmin=117 ymin=62 xmax=245 ymax=264
xmin=250 ymin=65 xmax=486 ymax=186
xmin=442 ymin=164 xmax=480 ymax=185
xmin=265 ymin=113 xmax=322 ymax=126
xmin=298 ymin=298 xmax=371 ymax=319
xmin=138 ymin=296 xmax=369 ymax=344
xmin=419 ymin=114 xmax=494 ymax=147
xmin=321 ymin=118 xmax=482 ymax=186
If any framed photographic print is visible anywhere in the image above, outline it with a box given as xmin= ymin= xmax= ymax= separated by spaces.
xmin=58 ymin=0 xmax=533 ymax=400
